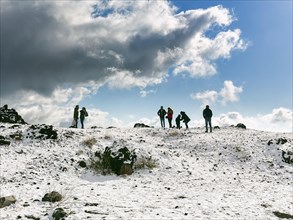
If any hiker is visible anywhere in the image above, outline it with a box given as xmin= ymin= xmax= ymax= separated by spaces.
xmin=175 ymin=114 xmax=181 ymax=129
xmin=72 ymin=105 xmax=79 ymax=128
xmin=80 ymin=107 xmax=88 ymax=129
xmin=167 ymin=107 xmax=173 ymax=128
xmin=157 ymin=106 xmax=166 ymax=128
xmin=180 ymin=111 xmax=190 ymax=129
xmin=203 ymin=105 xmax=213 ymax=132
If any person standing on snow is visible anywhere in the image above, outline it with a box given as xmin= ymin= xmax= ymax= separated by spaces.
xmin=175 ymin=114 xmax=181 ymax=129
xmin=167 ymin=107 xmax=173 ymax=128
xmin=80 ymin=107 xmax=88 ymax=129
xmin=72 ymin=105 xmax=79 ymax=128
xmin=203 ymin=105 xmax=213 ymax=133
xmin=180 ymin=111 xmax=190 ymax=129
xmin=157 ymin=106 xmax=166 ymax=128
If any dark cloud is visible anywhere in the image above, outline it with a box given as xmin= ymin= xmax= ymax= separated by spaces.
xmin=1 ymin=1 xmax=112 ymax=97
xmin=1 ymin=1 xmax=239 ymax=98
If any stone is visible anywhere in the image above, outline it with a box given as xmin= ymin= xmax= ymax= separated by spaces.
xmin=236 ymin=123 xmax=246 ymax=129
xmin=134 ymin=123 xmax=150 ymax=128
xmin=42 ymin=191 xmax=62 ymax=203
xmin=78 ymin=160 xmax=87 ymax=168
xmin=0 ymin=195 xmax=17 ymax=208
xmin=120 ymin=163 xmax=133 ymax=175
xmin=91 ymin=141 xmax=137 ymax=175
xmin=273 ymin=211 xmax=293 ymax=219
xmin=27 ymin=124 xmax=58 ymax=140
xmin=52 ymin=208 xmax=67 ymax=220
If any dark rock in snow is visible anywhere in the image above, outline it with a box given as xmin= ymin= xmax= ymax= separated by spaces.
xmin=91 ymin=140 xmax=137 ymax=175
xmin=282 ymin=151 xmax=293 ymax=164
xmin=0 ymin=135 xmax=10 ymax=145
xmin=273 ymin=211 xmax=293 ymax=219
xmin=134 ymin=123 xmax=151 ymax=128
xmin=0 ymin=195 xmax=16 ymax=208
xmin=42 ymin=191 xmax=62 ymax=203
xmin=0 ymin=105 xmax=27 ymax=124
xmin=236 ymin=123 xmax=246 ymax=129
xmin=276 ymin=138 xmax=288 ymax=145
xmin=27 ymin=124 xmax=58 ymax=140
xmin=78 ymin=160 xmax=87 ymax=168
xmin=52 ymin=208 xmax=67 ymax=220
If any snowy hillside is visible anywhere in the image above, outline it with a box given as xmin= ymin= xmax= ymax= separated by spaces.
xmin=0 ymin=123 xmax=292 ymax=220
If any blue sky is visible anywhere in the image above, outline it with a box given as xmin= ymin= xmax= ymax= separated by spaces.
xmin=1 ymin=0 xmax=292 ymax=131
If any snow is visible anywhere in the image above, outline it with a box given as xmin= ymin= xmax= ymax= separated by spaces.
xmin=0 ymin=123 xmax=292 ymax=219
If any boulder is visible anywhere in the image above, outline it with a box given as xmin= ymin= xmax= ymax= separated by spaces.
xmin=134 ymin=123 xmax=150 ymax=128
xmin=236 ymin=123 xmax=246 ymax=129
xmin=42 ymin=191 xmax=62 ymax=203
xmin=0 ymin=195 xmax=16 ymax=208
xmin=52 ymin=208 xmax=67 ymax=220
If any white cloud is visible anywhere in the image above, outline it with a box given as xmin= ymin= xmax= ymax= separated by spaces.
xmin=140 ymin=89 xmax=157 ymax=98
xmin=190 ymin=90 xmax=218 ymax=105
xmin=220 ymin=80 xmax=243 ymax=105
xmin=191 ymin=80 xmax=243 ymax=106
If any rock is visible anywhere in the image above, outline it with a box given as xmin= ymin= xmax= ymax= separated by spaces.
xmin=78 ymin=160 xmax=87 ymax=168
xmin=276 ymin=138 xmax=288 ymax=145
xmin=134 ymin=123 xmax=150 ymax=128
xmin=273 ymin=211 xmax=293 ymax=219
xmin=0 ymin=195 xmax=16 ymax=208
xmin=0 ymin=135 xmax=10 ymax=145
xmin=42 ymin=191 xmax=62 ymax=203
xmin=27 ymin=124 xmax=58 ymax=140
xmin=91 ymin=140 xmax=137 ymax=175
xmin=236 ymin=123 xmax=246 ymax=129
xmin=213 ymin=126 xmax=220 ymax=130
xmin=120 ymin=164 xmax=133 ymax=175
xmin=0 ymin=105 xmax=27 ymax=124
xmin=52 ymin=208 xmax=67 ymax=220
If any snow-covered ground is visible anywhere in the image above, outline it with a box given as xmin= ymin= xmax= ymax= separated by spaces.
xmin=0 ymin=123 xmax=292 ymax=219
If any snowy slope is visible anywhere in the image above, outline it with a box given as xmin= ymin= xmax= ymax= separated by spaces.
xmin=0 ymin=123 xmax=292 ymax=220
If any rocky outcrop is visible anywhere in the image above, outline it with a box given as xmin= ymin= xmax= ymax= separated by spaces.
xmin=267 ymin=138 xmax=293 ymax=164
xmin=27 ymin=124 xmax=58 ymax=140
xmin=0 ymin=105 xmax=27 ymax=124
xmin=91 ymin=140 xmax=137 ymax=175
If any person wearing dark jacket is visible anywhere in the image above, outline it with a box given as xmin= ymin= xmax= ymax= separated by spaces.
xmin=80 ymin=107 xmax=88 ymax=129
xmin=157 ymin=106 xmax=166 ymax=128
xmin=175 ymin=114 xmax=181 ymax=129
xmin=203 ymin=105 xmax=213 ymax=132
xmin=72 ymin=105 xmax=79 ymax=128
xmin=180 ymin=111 xmax=190 ymax=129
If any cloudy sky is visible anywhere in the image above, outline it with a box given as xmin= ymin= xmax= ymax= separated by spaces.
xmin=1 ymin=0 xmax=292 ymax=132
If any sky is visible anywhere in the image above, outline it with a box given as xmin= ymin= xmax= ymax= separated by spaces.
xmin=0 ymin=0 xmax=292 ymax=132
